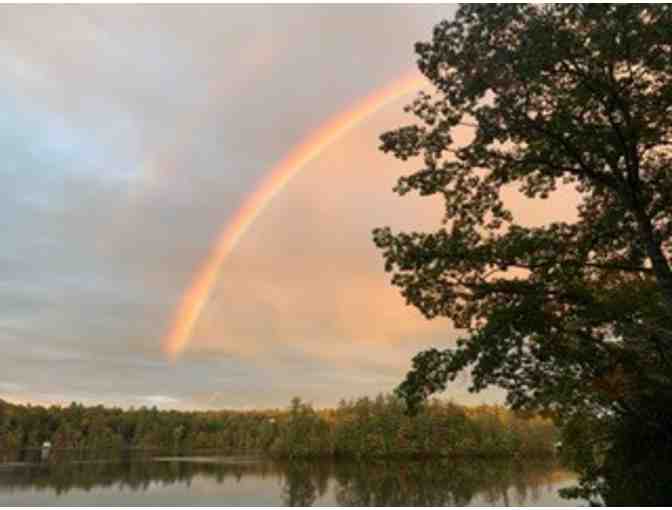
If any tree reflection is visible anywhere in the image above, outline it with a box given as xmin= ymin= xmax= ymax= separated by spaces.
xmin=0 ymin=452 xmax=576 ymax=505
xmin=281 ymin=462 xmax=317 ymax=506
xmin=332 ymin=459 xmax=561 ymax=506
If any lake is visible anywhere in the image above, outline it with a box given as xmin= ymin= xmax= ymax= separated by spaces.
xmin=0 ymin=451 xmax=582 ymax=506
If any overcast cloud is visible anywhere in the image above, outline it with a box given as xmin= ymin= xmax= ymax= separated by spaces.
xmin=0 ymin=5 xmax=535 ymax=410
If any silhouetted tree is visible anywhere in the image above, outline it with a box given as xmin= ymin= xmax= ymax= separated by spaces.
xmin=374 ymin=4 xmax=672 ymax=503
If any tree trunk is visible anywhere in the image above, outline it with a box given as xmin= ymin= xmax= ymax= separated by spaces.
xmin=633 ymin=206 xmax=672 ymax=315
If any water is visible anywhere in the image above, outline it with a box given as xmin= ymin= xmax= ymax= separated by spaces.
xmin=0 ymin=451 xmax=582 ymax=506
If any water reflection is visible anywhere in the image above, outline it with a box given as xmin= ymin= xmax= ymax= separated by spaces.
xmin=0 ymin=451 xmax=579 ymax=506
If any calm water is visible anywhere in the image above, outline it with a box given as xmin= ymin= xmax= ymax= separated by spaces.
xmin=0 ymin=451 xmax=582 ymax=506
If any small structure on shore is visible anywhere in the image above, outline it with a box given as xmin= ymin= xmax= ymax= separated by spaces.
xmin=41 ymin=441 xmax=52 ymax=461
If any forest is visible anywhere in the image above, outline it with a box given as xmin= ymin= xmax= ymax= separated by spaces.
xmin=0 ymin=395 xmax=557 ymax=459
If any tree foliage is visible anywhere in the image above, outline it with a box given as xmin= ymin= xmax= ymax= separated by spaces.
xmin=374 ymin=4 xmax=672 ymax=502
xmin=0 ymin=396 xmax=556 ymax=460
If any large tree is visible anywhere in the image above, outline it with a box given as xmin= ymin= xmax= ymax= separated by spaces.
xmin=374 ymin=4 xmax=672 ymax=503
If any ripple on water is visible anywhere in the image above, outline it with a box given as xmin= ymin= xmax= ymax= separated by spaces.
xmin=153 ymin=455 xmax=264 ymax=464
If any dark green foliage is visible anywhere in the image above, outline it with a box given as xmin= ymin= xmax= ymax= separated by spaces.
xmin=559 ymin=400 xmax=672 ymax=505
xmin=0 ymin=396 xmax=557 ymax=460
xmin=374 ymin=4 xmax=672 ymax=503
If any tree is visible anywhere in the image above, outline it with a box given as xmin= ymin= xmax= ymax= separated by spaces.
xmin=374 ymin=4 xmax=672 ymax=502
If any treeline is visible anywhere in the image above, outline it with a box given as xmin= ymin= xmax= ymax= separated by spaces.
xmin=0 ymin=395 xmax=557 ymax=458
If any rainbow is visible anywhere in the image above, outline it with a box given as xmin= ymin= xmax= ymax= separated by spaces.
xmin=163 ymin=71 xmax=427 ymax=359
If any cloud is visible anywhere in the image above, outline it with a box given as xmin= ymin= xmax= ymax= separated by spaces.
xmin=136 ymin=395 xmax=181 ymax=407
xmin=0 ymin=4 xmax=524 ymax=410
xmin=0 ymin=381 xmax=24 ymax=393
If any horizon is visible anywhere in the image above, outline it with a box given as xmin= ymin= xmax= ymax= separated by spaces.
xmin=0 ymin=392 xmax=518 ymax=414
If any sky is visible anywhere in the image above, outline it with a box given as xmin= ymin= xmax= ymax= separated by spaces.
xmin=0 ymin=5 xmax=577 ymax=411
